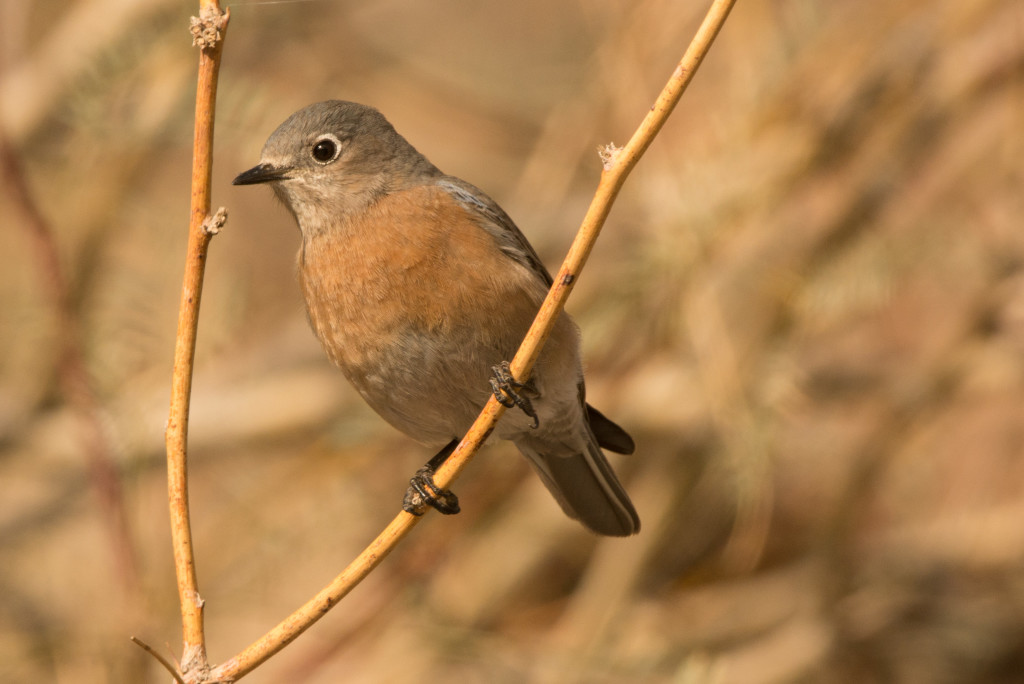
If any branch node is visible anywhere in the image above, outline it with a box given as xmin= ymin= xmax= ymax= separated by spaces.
xmin=188 ymin=588 xmax=206 ymax=609
xmin=181 ymin=643 xmax=211 ymax=680
xmin=202 ymin=207 xmax=227 ymax=236
xmin=598 ymin=142 xmax=622 ymax=170
xmin=190 ymin=6 xmax=228 ymax=50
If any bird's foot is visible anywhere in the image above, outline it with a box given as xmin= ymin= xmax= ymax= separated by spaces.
xmin=403 ymin=466 xmax=461 ymax=516
xmin=490 ymin=361 xmax=539 ymax=429
xmin=402 ymin=440 xmax=461 ymax=516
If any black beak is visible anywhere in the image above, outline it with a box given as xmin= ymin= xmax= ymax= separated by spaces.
xmin=232 ymin=162 xmax=291 ymax=185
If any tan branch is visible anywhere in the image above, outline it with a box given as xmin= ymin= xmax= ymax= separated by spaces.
xmin=163 ymin=1 xmax=229 ymax=680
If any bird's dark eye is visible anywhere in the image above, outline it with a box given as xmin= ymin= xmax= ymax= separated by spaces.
xmin=310 ymin=135 xmax=342 ymax=164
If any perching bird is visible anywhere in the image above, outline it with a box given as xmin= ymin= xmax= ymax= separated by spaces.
xmin=234 ymin=100 xmax=639 ymax=536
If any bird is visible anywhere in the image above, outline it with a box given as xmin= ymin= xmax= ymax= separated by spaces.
xmin=233 ymin=100 xmax=639 ymax=536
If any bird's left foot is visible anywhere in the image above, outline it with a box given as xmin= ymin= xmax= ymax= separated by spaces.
xmin=403 ymin=441 xmax=461 ymax=516
xmin=403 ymin=465 xmax=461 ymax=516
xmin=490 ymin=361 xmax=539 ymax=429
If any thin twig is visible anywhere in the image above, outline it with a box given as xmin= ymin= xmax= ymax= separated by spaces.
xmin=165 ymin=1 xmax=229 ymax=680
xmin=208 ymin=1 xmax=735 ymax=679
xmin=130 ymin=637 xmax=186 ymax=684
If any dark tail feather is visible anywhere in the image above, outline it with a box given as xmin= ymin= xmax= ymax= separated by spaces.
xmin=586 ymin=403 xmax=635 ymax=454
xmin=517 ymin=436 xmax=640 ymax=537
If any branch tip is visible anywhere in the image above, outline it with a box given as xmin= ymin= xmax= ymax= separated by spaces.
xmin=190 ymin=6 xmax=228 ymax=49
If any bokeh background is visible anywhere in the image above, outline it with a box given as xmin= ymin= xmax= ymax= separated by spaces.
xmin=2 ymin=0 xmax=1024 ymax=682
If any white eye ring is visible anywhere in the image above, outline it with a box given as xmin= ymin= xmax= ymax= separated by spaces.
xmin=310 ymin=133 xmax=343 ymax=165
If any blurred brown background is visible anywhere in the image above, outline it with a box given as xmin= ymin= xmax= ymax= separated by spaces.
xmin=2 ymin=0 xmax=1023 ymax=682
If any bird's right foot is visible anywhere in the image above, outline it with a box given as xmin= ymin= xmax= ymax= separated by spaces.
xmin=490 ymin=361 xmax=539 ymax=429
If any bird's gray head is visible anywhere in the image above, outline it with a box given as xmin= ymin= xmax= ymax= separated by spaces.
xmin=233 ymin=100 xmax=440 ymax=235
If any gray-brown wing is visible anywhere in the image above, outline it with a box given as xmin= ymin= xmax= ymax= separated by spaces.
xmin=436 ymin=177 xmax=554 ymax=288
xmin=437 ymin=176 xmax=635 ymax=456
